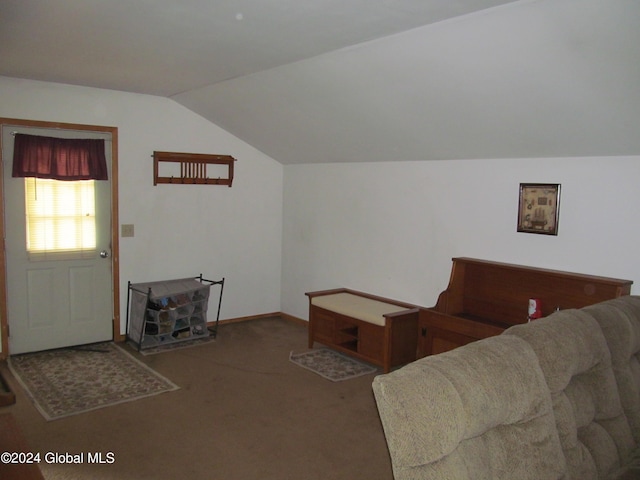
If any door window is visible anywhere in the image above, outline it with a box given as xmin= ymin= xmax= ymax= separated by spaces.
xmin=24 ymin=178 xmax=96 ymax=260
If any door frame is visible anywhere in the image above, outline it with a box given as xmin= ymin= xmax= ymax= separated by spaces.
xmin=0 ymin=117 xmax=121 ymax=359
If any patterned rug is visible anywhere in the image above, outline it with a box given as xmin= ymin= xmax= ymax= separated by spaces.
xmin=289 ymin=348 xmax=378 ymax=382
xmin=8 ymin=342 xmax=179 ymax=421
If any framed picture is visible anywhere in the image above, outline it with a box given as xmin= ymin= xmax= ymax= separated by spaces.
xmin=517 ymin=183 xmax=561 ymax=235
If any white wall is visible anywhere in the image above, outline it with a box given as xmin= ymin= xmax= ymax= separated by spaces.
xmin=0 ymin=76 xmax=284 ymax=340
xmin=281 ymin=157 xmax=640 ymax=320
xmin=3 ymin=76 xmax=639 ymax=344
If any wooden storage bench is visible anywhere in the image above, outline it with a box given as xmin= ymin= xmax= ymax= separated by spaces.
xmin=306 ymin=288 xmax=420 ymax=373
xmin=417 ymin=257 xmax=633 ymax=358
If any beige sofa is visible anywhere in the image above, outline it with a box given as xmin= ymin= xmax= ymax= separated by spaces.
xmin=372 ymin=296 xmax=640 ymax=480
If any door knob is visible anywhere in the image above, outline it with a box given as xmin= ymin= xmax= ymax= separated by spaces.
xmin=100 ymin=250 xmax=110 ymax=258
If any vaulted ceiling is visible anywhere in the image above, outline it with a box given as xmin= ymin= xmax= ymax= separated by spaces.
xmin=1 ymin=0 xmax=639 ymax=164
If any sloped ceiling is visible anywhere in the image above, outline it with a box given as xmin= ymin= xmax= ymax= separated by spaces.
xmin=1 ymin=0 xmax=639 ymax=164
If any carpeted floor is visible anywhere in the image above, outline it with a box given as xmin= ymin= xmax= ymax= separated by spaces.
xmin=135 ymin=335 xmax=217 ymax=356
xmin=0 ymin=317 xmax=393 ymax=480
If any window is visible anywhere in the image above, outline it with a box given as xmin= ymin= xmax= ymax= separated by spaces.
xmin=24 ymin=178 xmax=96 ymax=260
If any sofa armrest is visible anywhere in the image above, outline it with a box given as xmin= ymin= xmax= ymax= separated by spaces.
xmin=373 ymin=335 xmax=565 ymax=480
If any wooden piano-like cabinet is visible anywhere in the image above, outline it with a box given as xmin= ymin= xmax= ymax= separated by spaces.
xmin=417 ymin=257 xmax=633 ymax=358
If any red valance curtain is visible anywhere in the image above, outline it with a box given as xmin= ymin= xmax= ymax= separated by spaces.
xmin=12 ymin=133 xmax=108 ymax=181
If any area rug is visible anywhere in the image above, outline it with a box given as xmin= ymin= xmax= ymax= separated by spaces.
xmin=8 ymin=342 xmax=179 ymax=421
xmin=289 ymin=348 xmax=378 ymax=382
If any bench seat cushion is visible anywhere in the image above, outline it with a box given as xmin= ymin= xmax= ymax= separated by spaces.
xmin=311 ymin=293 xmax=406 ymax=326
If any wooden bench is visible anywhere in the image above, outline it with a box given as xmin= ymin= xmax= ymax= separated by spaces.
xmin=306 ymin=288 xmax=420 ymax=373
xmin=418 ymin=257 xmax=633 ymax=357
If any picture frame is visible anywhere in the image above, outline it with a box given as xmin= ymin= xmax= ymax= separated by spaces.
xmin=517 ymin=183 xmax=561 ymax=235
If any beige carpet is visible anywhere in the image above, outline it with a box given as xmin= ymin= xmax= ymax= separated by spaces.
xmin=8 ymin=342 xmax=179 ymax=421
xmin=135 ymin=335 xmax=217 ymax=355
xmin=0 ymin=317 xmax=393 ymax=480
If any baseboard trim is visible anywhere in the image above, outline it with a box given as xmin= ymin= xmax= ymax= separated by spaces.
xmin=279 ymin=312 xmax=307 ymax=326
xmin=5 ymin=313 xmax=309 ymax=355
xmin=209 ymin=312 xmax=307 ymax=327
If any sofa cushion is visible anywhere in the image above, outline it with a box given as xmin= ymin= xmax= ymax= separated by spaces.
xmin=505 ymin=309 xmax=636 ymax=480
xmin=372 ymin=335 xmax=565 ymax=480
xmin=583 ymin=296 xmax=640 ymax=447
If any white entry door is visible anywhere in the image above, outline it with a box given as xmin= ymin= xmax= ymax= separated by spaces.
xmin=2 ymin=125 xmax=113 ymax=354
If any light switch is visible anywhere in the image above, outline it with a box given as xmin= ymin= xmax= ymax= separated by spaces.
xmin=121 ymin=224 xmax=134 ymax=237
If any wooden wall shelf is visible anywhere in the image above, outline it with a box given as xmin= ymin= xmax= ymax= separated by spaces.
xmin=153 ymin=151 xmax=236 ymax=186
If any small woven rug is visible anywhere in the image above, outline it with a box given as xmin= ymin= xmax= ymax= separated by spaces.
xmin=289 ymin=348 xmax=378 ymax=382
xmin=8 ymin=342 xmax=179 ymax=421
